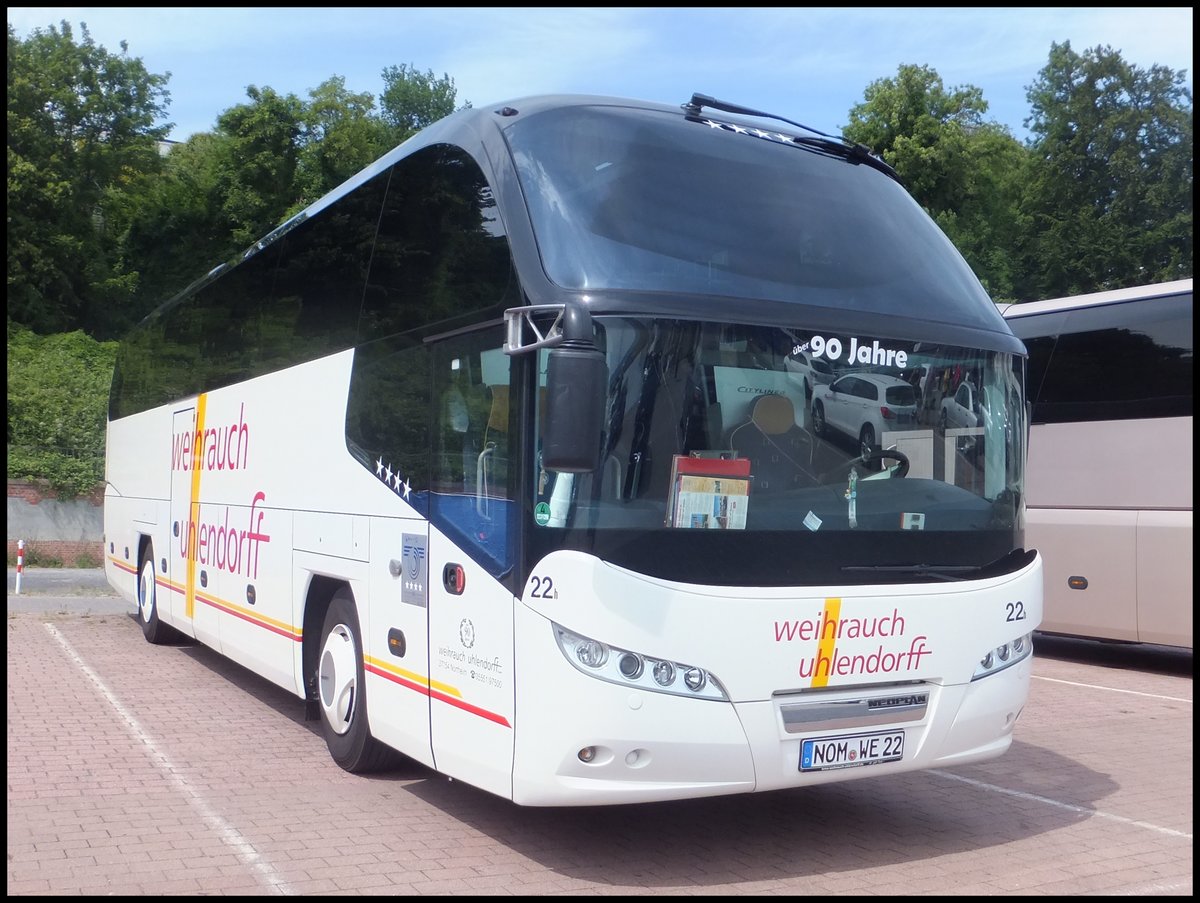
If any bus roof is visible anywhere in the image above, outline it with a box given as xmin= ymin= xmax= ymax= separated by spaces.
xmin=1002 ymin=278 xmax=1193 ymax=319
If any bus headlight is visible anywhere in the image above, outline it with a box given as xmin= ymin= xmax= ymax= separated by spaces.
xmin=973 ymin=632 xmax=1034 ymax=680
xmin=575 ymin=639 xmax=608 ymax=668
xmin=652 ymin=660 xmax=676 ymax=687
xmin=554 ymin=623 xmax=728 ymax=701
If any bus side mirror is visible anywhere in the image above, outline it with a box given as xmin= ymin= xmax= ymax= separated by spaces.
xmin=542 ymin=307 xmax=607 ymax=473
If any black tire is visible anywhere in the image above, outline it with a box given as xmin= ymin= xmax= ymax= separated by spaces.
xmin=859 ymin=425 xmax=878 ymax=470
xmin=137 ymin=545 xmax=174 ymax=644
xmin=316 ymin=589 xmax=397 ymax=773
xmin=811 ymin=402 xmax=827 ymax=437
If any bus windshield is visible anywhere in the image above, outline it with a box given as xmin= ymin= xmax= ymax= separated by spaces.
xmin=532 ymin=318 xmax=1026 ymax=586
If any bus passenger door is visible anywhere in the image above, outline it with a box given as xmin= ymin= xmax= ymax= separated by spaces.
xmin=426 ymin=333 xmax=517 ymax=800
xmin=170 ymin=405 xmax=219 ymax=646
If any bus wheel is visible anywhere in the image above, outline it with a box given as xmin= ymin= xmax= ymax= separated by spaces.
xmin=317 ymin=589 xmax=396 ymax=773
xmin=137 ymin=546 xmax=171 ymax=644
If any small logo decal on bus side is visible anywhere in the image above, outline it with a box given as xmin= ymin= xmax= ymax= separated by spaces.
xmin=401 ymin=534 xmax=427 ymax=607
xmin=459 ymin=618 xmax=475 ymax=648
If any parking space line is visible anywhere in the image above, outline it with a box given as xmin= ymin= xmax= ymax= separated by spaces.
xmin=44 ymin=622 xmax=297 ymax=896
xmin=932 ymin=770 xmax=1193 ymax=840
xmin=1033 ymin=675 xmax=1192 ymax=703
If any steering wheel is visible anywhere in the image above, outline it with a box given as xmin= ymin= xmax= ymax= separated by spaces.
xmin=819 ymin=448 xmax=910 ymax=482
xmin=872 ymin=448 xmax=910 ymax=478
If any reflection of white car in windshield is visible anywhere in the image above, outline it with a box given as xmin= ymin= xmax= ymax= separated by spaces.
xmin=784 ymin=348 xmax=837 ymax=398
xmin=810 ymin=372 xmax=919 ymax=464
xmin=940 ymin=381 xmax=982 ymax=431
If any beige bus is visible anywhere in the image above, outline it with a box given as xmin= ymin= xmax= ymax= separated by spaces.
xmin=1002 ymin=279 xmax=1193 ymax=649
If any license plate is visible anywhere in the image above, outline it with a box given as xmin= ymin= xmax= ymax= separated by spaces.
xmin=800 ymin=730 xmax=904 ymax=771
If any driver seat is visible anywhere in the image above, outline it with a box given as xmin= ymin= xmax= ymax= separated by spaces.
xmin=728 ymin=394 xmax=815 ymax=491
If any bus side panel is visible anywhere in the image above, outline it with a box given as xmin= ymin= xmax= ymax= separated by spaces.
xmin=363 ymin=516 xmax=435 ymax=770
xmin=104 ymin=407 xmax=175 ymax=603
xmin=427 ymin=524 xmax=515 ymax=801
xmin=1026 ymin=508 xmax=1138 ymax=642
xmin=213 ymin=507 xmax=296 ymax=693
xmin=1024 ymin=416 xmax=1191 ymax=647
xmin=1136 ymin=509 xmax=1194 ymax=648
xmin=102 ymin=492 xmax=152 ymax=607
xmin=1024 ymin=418 xmax=1191 ymax=512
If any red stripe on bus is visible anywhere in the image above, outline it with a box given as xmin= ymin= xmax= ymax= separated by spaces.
xmin=195 ymin=593 xmax=303 ymax=641
xmin=110 ymin=558 xmax=138 ymax=576
xmin=366 ymin=663 xmax=512 ymax=728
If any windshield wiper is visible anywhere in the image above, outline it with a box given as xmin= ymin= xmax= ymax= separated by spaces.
xmin=842 ymin=564 xmax=980 ymax=582
xmin=682 ymin=92 xmax=899 ymax=181
xmin=843 ymin=550 xmax=1034 ymax=583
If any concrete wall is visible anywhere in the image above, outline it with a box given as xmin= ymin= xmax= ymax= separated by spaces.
xmin=7 ymin=480 xmax=104 ymax=565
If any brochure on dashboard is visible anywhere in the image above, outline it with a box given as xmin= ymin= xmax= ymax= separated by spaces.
xmin=667 ymin=454 xmax=751 ymax=529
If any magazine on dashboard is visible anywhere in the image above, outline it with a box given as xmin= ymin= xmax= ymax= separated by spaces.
xmin=667 ymin=454 xmax=751 ymax=529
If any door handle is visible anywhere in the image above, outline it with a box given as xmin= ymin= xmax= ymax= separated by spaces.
xmin=443 ymin=563 xmax=466 ymax=595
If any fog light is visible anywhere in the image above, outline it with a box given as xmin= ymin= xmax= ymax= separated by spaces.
xmin=652 ymin=660 xmax=676 ymax=687
xmin=578 ymin=746 xmax=597 ymax=762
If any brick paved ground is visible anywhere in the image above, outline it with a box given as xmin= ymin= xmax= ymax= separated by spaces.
xmin=7 ymin=604 xmax=1192 ymax=896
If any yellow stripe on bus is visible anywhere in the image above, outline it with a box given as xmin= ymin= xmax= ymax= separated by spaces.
xmin=811 ymin=597 xmax=842 ymax=689
xmin=364 ymin=655 xmax=461 ymax=698
xmin=185 ymin=393 xmax=207 ymax=619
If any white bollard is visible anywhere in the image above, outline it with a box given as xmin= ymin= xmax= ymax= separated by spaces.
xmin=15 ymin=539 xmax=24 ymax=595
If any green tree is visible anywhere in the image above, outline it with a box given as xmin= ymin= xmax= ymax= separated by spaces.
xmin=379 ymin=63 xmax=465 ymax=144
xmin=7 ymin=20 xmax=171 ymax=338
xmin=292 ymin=76 xmax=391 ymax=212
xmin=119 ymin=87 xmax=307 ymax=321
xmin=213 ymin=85 xmax=307 ymax=249
xmin=117 ymin=132 xmax=238 ymax=322
xmin=1016 ymin=41 xmax=1193 ymax=298
xmin=843 ymin=64 xmax=1029 ymax=300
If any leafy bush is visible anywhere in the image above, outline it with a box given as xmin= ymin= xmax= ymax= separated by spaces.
xmin=7 ymin=322 xmax=117 ymax=498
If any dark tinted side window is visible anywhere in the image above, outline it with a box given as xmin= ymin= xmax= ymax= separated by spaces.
xmin=266 ymin=173 xmax=391 ymax=363
xmin=1009 ymin=293 xmax=1192 ymax=424
xmin=357 ymin=144 xmax=514 ymax=342
xmin=345 ymin=144 xmax=516 ymax=527
xmin=111 ymin=238 xmax=286 ymax=419
xmin=110 ymin=168 xmax=388 ymax=419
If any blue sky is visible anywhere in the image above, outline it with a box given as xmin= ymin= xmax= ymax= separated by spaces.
xmin=8 ymin=7 xmax=1194 ymax=144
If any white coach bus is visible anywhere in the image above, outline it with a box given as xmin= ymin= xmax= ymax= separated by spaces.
xmin=1002 ymin=279 xmax=1192 ymax=650
xmin=104 ymin=92 xmax=1041 ymax=806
